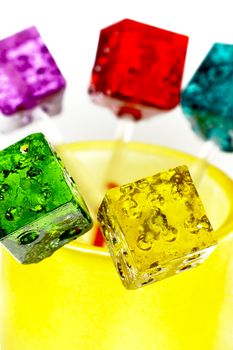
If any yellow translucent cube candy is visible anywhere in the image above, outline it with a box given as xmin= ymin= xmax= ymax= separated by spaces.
xmin=97 ymin=165 xmax=217 ymax=289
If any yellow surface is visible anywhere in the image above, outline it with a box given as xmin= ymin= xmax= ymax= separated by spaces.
xmin=1 ymin=141 xmax=233 ymax=350
xmin=98 ymin=165 xmax=216 ymax=289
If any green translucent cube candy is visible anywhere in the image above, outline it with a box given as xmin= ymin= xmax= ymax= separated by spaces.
xmin=0 ymin=133 xmax=92 ymax=263
xmin=97 ymin=165 xmax=216 ymax=289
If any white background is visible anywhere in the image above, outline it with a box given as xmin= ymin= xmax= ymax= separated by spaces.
xmin=0 ymin=0 xmax=233 ymax=177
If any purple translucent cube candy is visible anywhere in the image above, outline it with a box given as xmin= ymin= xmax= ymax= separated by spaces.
xmin=0 ymin=26 xmax=66 ymax=118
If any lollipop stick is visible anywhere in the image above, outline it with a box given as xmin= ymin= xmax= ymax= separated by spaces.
xmin=36 ymin=109 xmax=106 ymax=245
xmin=0 ymin=107 xmax=62 ymax=149
xmin=30 ymin=107 xmax=64 ymax=144
xmin=88 ymin=20 xmax=188 ymax=246
xmin=35 ymin=109 xmax=103 ymax=213
xmin=103 ymin=116 xmax=135 ymax=189
xmin=56 ymin=146 xmax=106 ymax=245
xmin=57 ymin=147 xmax=104 ymax=215
xmin=191 ymin=140 xmax=219 ymax=185
xmin=91 ymin=117 xmax=135 ymax=247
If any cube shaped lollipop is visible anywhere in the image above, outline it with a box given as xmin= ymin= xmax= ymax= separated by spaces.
xmin=0 ymin=133 xmax=92 ymax=263
xmin=98 ymin=165 xmax=216 ymax=289
xmin=89 ymin=18 xmax=189 ymax=119
xmin=0 ymin=26 xmax=66 ymax=129
xmin=182 ymin=43 xmax=233 ymax=152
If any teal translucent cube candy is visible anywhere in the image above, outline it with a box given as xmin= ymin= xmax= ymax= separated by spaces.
xmin=181 ymin=43 xmax=233 ymax=152
xmin=0 ymin=133 xmax=92 ymax=263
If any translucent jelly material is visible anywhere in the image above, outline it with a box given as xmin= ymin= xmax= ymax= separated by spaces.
xmin=98 ymin=165 xmax=216 ymax=289
xmin=0 ymin=27 xmax=66 ymax=116
xmin=0 ymin=133 xmax=92 ymax=263
xmin=89 ymin=19 xmax=188 ymax=120
xmin=182 ymin=43 xmax=233 ymax=152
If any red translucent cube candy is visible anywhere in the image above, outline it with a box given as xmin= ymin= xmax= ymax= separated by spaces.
xmin=89 ymin=19 xmax=188 ymax=120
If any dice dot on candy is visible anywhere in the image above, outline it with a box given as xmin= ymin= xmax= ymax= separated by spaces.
xmin=59 ymin=227 xmax=82 ymax=241
xmin=97 ymin=165 xmax=216 ymax=289
xmin=20 ymin=144 xmax=29 ymax=153
xmin=19 ymin=231 xmax=39 ymax=245
xmin=0 ymin=133 xmax=93 ymax=263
